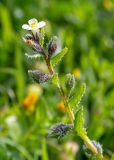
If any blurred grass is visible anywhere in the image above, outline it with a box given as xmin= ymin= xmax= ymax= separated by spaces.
xmin=0 ymin=0 xmax=114 ymax=159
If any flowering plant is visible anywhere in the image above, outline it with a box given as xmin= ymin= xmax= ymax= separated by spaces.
xmin=22 ymin=18 xmax=103 ymax=159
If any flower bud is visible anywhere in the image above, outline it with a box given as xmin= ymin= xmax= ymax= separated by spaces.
xmin=32 ymin=42 xmax=44 ymax=53
xmin=48 ymin=36 xmax=57 ymax=59
xmin=28 ymin=70 xmax=52 ymax=83
xmin=47 ymin=123 xmax=73 ymax=139
xmin=23 ymin=34 xmax=44 ymax=54
xmin=83 ymin=140 xmax=103 ymax=158
xmin=65 ymin=74 xmax=76 ymax=94
xmin=92 ymin=141 xmax=103 ymax=155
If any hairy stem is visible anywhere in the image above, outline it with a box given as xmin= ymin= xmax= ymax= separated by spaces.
xmin=45 ymin=57 xmax=54 ymax=75
xmin=57 ymin=78 xmax=74 ymax=124
xmin=82 ymin=135 xmax=98 ymax=155
xmin=45 ymin=56 xmax=74 ymax=124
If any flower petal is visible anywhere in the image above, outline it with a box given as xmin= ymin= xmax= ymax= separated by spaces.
xmin=28 ymin=18 xmax=38 ymax=25
xmin=22 ymin=24 xmax=31 ymax=30
xmin=38 ymin=21 xmax=46 ymax=28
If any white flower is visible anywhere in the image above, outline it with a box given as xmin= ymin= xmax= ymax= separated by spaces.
xmin=5 ymin=115 xmax=17 ymax=125
xmin=22 ymin=18 xmax=46 ymax=31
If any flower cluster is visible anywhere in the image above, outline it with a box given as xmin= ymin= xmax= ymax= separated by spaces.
xmin=22 ymin=18 xmax=57 ymax=83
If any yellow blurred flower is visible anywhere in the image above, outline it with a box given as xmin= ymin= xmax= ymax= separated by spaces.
xmin=103 ymin=155 xmax=110 ymax=160
xmin=103 ymin=0 xmax=113 ymax=10
xmin=57 ymin=101 xmax=66 ymax=113
xmin=23 ymin=84 xmax=42 ymax=113
xmin=72 ymin=68 xmax=81 ymax=79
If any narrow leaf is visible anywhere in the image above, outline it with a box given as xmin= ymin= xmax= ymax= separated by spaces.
xmin=69 ymin=81 xmax=86 ymax=108
xmin=25 ymin=53 xmax=43 ymax=59
xmin=40 ymin=28 xmax=45 ymax=47
xmin=50 ymin=47 xmax=68 ymax=67
xmin=51 ymin=73 xmax=59 ymax=86
xmin=74 ymin=106 xmax=86 ymax=136
xmin=42 ymin=138 xmax=49 ymax=160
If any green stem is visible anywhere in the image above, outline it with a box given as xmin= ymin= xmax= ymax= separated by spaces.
xmin=45 ymin=56 xmax=54 ymax=75
xmin=81 ymin=134 xmax=103 ymax=159
xmin=45 ymin=56 xmax=74 ymax=124
xmin=82 ymin=135 xmax=98 ymax=155
xmin=56 ymin=77 xmax=74 ymax=124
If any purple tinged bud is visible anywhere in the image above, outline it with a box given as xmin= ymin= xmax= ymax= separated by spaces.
xmin=32 ymin=42 xmax=44 ymax=53
xmin=48 ymin=36 xmax=57 ymax=59
xmin=28 ymin=70 xmax=52 ymax=83
xmin=23 ymin=34 xmax=44 ymax=55
xmin=92 ymin=141 xmax=103 ymax=154
xmin=83 ymin=140 xmax=103 ymax=158
xmin=47 ymin=123 xmax=73 ymax=139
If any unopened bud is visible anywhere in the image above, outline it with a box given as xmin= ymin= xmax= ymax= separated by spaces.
xmin=28 ymin=70 xmax=52 ymax=83
xmin=83 ymin=140 xmax=103 ymax=158
xmin=47 ymin=123 xmax=73 ymax=139
xmin=23 ymin=34 xmax=44 ymax=55
xmin=92 ymin=141 xmax=103 ymax=155
xmin=65 ymin=74 xmax=76 ymax=94
xmin=48 ymin=36 xmax=57 ymax=59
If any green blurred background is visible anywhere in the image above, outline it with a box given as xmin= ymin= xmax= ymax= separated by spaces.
xmin=0 ymin=0 xmax=114 ymax=159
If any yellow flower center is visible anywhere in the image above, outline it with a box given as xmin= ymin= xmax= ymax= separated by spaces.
xmin=30 ymin=22 xmax=38 ymax=29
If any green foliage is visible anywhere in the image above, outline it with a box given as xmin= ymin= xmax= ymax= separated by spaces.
xmin=51 ymin=73 xmax=59 ymax=86
xmin=42 ymin=138 xmax=49 ymax=160
xmin=0 ymin=0 xmax=114 ymax=159
xmin=69 ymin=81 xmax=86 ymax=109
xmin=65 ymin=73 xmax=76 ymax=97
xmin=40 ymin=28 xmax=45 ymax=48
xmin=50 ymin=47 xmax=68 ymax=67
xmin=74 ymin=106 xmax=87 ymax=137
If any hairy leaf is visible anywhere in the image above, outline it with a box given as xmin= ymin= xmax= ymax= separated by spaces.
xmin=51 ymin=73 xmax=59 ymax=86
xmin=65 ymin=73 xmax=76 ymax=97
xmin=74 ymin=106 xmax=86 ymax=136
xmin=25 ymin=53 xmax=43 ymax=59
xmin=69 ymin=81 xmax=86 ymax=109
xmin=40 ymin=27 xmax=45 ymax=47
xmin=50 ymin=47 xmax=68 ymax=67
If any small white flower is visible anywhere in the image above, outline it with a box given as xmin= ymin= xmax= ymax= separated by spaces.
xmin=22 ymin=18 xmax=46 ymax=31
xmin=5 ymin=115 xmax=17 ymax=125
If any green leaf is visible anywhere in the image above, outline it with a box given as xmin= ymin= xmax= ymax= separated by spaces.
xmin=51 ymin=73 xmax=59 ymax=86
xmin=69 ymin=81 xmax=86 ymax=108
xmin=25 ymin=53 xmax=43 ymax=59
xmin=50 ymin=47 xmax=68 ymax=67
xmin=42 ymin=138 xmax=49 ymax=160
xmin=65 ymin=73 xmax=76 ymax=97
xmin=74 ymin=106 xmax=86 ymax=136
xmin=111 ymin=154 xmax=114 ymax=160
xmin=0 ymin=142 xmax=8 ymax=160
xmin=40 ymin=28 xmax=45 ymax=47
